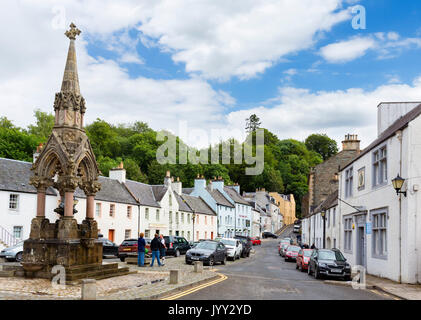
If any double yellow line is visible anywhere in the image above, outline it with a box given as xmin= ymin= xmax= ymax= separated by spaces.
xmin=161 ymin=273 xmax=228 ymax=300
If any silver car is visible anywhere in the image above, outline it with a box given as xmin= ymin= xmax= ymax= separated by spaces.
xmin=0 ymin=241 xmax=24 ymax=262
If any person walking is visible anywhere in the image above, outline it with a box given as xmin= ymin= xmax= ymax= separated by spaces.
xmin=150 ymin=233 xmax=162 ymax=267
xmin=137 ymin=232 xmax=146 ymax=267
xmin=159 ymin=234 xmax=167 ymax=266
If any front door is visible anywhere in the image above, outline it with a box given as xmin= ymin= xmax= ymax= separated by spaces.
xmin=108 ymin=229 xmax=115 ymax=242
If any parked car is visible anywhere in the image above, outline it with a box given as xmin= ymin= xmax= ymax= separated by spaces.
xmin=262 ymin=232 xmax=277 ymax=239
xmin=296 ymin=249 xmax=313 ymax=272
xmin=0 ymin=241 xmax=24 ymax=262
xmin=279 ymin=241 xmax=290 ymax=256
xmin=117 ymin=238 xmax=152 ymax=262
xmin=164 ymin=236 xmax=191 ymax=257
xmin=97 ymin=237 xmax=119 ymax=258
xmin=308 ymin=248 xmax=352 ymax=281
xmin=281 ymin=237 xmax=293 ymax=244
xmin=284 ymin=245 xmax=301 ymax=262
xmin=185 ymin=240 xmax=227 ymax=266
xmin=234 ymin=235 xmax=252 ymax=257
xmin=250 ymin=237 xmax=261 ymax=245
xmin=220 ymin=238 xmax=242 ymax=260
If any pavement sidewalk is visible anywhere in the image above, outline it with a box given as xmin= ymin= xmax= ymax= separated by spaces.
xmin=365 ymin=274 xmax=421 ymax=300
xmin=325 ymin=273 xmax=421 ymax=300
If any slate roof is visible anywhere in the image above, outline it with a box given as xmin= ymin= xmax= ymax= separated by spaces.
xmin=182 ymin=188 xmax=193 ymax=195
xmin=124 ymin=180 xmax=161 ymax=208
xmin=342 ymin=103 xmax=421 ymax=170
xmin=74 ymin=176 xmax=138 ymax=205
xmin=181 ymin=194 xmax=216 ymax=216
xmin=174 ymin=191 xmax=193 ymax=212
xmin=207 ymin=188 xmax=235 ymax=208
xmin=312 ymin=190 xmax=338 ymax=215
xmin=151 ymin=185 xmax=168 ymax=202
xmin=0 ymin=158 xmax=57 ymax=195
xmin=224 ymin=186 xmax=251 ymax=206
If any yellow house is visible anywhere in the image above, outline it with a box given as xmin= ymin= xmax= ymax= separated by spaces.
xmin=269 ymin=192 xmax=296 ymax=225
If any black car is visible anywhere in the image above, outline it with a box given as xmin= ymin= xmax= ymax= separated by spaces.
xmin=97 ymin=237 xmax=119 ymax=258
xmin=234 ymin=235 xmax=252 ymax=258
xmin=164 ymin=236 xmax=191 ymax=257
xmin=308 ymin=248 xmax=352 ymax=281
xmin=262 ymin=232 xmax=278 ymax=239
xmin=185 ymin=240 xmax=227 ymax=266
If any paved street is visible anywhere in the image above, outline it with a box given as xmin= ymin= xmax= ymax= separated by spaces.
xmin=178 ymin=239 xmax=391 ymax=300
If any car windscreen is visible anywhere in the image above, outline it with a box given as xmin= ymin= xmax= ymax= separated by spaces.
xmin=318 ymin=250 xmax=345 ymax=261
xmin=221 ymin=239 xmax=236 ymax=246
xmin=303 ymin=250 xmax=313 ymax=257
xmin=121 ymin=240 xmax=137 ymax=246
xmin=195 ymin=241 xmax=217 ymax=250
xmin=288 ymin=246 xmax=300 ymax=252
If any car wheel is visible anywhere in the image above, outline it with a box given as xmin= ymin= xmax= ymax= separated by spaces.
xmin=209 ymin=257 xmax=214 ymax=266
xmin=15 ymin=252 xmax=23 ymax=262
xmin=221 ymin=256 xmax=226 ymax=265
xmin=185 ymin=260 xmax=192 ymax=265
xmin=175 ymin=249 xmax=180 ymax=257
xmin=120 ymin=257 xmax=126 ymax=262
xmin=344 ymin=275 xmax=351 ymax=281
xmin=314 ymin=267 xmax=321 ymax=280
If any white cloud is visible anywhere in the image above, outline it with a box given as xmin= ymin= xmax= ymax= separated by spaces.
xmin=136 ymin=0 xmax=352 ymax=80
xmin=321 ymin=32 xmax=421 ymax=63
xmin=0 ymin=1 xmax=235 ymax=149
xmin=225 ymin=77 xmax=421 ymax=149
xmin=319 ymin=37 xmax=377 ymax=63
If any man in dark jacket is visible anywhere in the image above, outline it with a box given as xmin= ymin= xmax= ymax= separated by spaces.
xmin=150 ymin=234 xmax=162 ymax=267
xmin=137 ymin=232 xmax=146 ymax=267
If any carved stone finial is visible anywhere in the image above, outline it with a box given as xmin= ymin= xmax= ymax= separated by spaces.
xmin=65 ymin=23 xmax=81 ymax=40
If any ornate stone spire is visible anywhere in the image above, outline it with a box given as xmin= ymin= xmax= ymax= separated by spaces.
xmin=53 ymin=23 xmax=86 ymax=129
xmin=61 ymin=23 xmax=81 ymax=94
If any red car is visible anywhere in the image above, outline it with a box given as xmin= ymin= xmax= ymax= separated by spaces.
xmin=296 ymin=249 xmax=313 ymax=271
xmin=117 ymin=238 xmax=151 ymax=262
xmin=250 ymin=237 xmax=261 ymax=245
xmin=284 ymin=245 xmax=301 ymax=262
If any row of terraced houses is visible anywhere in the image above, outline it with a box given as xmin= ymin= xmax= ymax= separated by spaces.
xmin=0 ymin=158 xmax=296 ymax=250
xmin=301 ymin=101 xmax=421 ymax=285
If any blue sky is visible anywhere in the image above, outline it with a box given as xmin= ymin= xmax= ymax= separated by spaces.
xmin=1 ymin=0 xmax=421 ymax=148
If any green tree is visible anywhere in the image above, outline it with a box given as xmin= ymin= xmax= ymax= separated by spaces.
xmin=305 ymin=133 xmax=338 ymax=161
xmin=27 ymin=109 xmax=54 ymax=141
xmin=245 ymin=114 xmax=261 ymax=133
xmin=123 ymin=158 xmax=148 ymax=183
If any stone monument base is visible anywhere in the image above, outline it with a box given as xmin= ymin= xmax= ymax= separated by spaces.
xmin=21 ymin=217 xmax=130 ymax=281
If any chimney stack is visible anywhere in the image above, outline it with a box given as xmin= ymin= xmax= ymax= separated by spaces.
xmin=342 ymin=134 xmax=360 ymax=151
xmin=164 ymin=170 xmax=171 ymax=187
xmin=109 ymin=161 xmax=126 ymax=183
xmin=172 ymin=176 xmax=182 ymax=194
xmin=33 ymin=143 xmax=43 ymax=163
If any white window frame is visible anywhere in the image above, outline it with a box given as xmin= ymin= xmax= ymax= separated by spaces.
xmin=344 ymin=217 xmax=353 ymax=253
xmin=372 ymin=145 xmax=388 ymax=188
xmin=13 ymin=226 xmax=23 ymax=239
xmin=9 ymin=194 xmax=19 ymax=210
xmin=345 ymin=167 xmax=354 ymax=198
xmin=371 ymin=209 xmax=388 ymax=259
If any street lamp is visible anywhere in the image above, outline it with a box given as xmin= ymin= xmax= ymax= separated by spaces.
xmin=392 ymin=174 xmax=407 ymax=197
xmin=321 ymin=210 xmax=326 ymax=249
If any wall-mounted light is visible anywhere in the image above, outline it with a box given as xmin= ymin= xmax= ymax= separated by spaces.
xmin=392 ymin=174 xmax=407 ymax=197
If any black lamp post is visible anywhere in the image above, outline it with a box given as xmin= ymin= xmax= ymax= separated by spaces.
xmin=321 ymin=210 xmax=326 ymax=249
xmin=392 ymin=174 xmax=407 ymax=197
